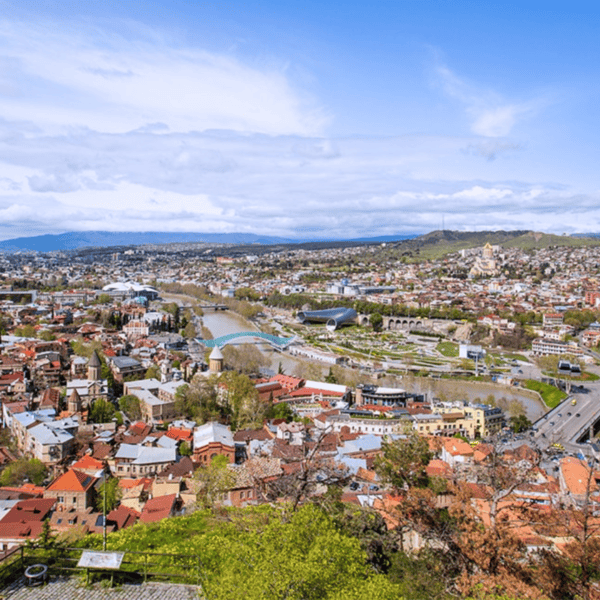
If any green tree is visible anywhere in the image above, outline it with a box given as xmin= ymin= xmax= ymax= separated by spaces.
xmin=266 ymin=402 xmax=295 ymax=422
xmin=509 ymin=414 xmax=532 ymax=433
xmin=220 ymin=371 xmax=263 ymax=429
xmin=95 ymin=477 xmax=122 ymax=513
xmin=118 ymin=395 xmax=142 ymax=420
xmin=145 ymin=364 xmax=161 ymax=380
xmin=14 ymin=324 xmax=36 ymax=337
xmin=374 ymin=430 xmax=433 ymax=490
xmin=89 ymin=399 xmax=116 ymax=424
xmin=370 ymin=312 xmax=383 ymax=332
xmin=0 ymin=457 xmax=47 ymax=486
xmin=174 ymin=375 xmax=223 ymax=423
xmin=325 ymin=367 xmax=338 ymax=384
xmin=195 ymin=454 xmax=235 ymax=509
xmin=38 ymin=329 xmax=56 ymax=341
xmin=202 ymin=504 xmax=390 ymax=600
xmin=179 ymin=440 xmax=192 ymax=456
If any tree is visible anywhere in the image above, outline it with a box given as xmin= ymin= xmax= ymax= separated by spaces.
xmin=201 ymin=504 xmax=401 ymax=600
xmin=89 ymin=399 xmax=116 ymax=423
xmin=0 ymin=457 xmax=47 ymax=486
xmin=182 ymin=320 xmax=197 ymax=339
xmin=325 ymin=367 xmax=338 ymax=383
xmin=370 ymin=312 xmax=383 ymax=332
xmin=375 ymin=431 xmax=433 ymax=490
xmin=533 ymin=455 xmax=600 ymax=600
xmin=38 ymin=329 xmax=56 ymax=341
xmin=195 ymin=454 xmax=236 ymax=509
xmin=174 ymin=375 xmax=223 ymax=423
xmin=262 ymin=429 xmax=350 ymax=511
xmin=145 ymin=363 xmax=161 ymax=380
xmin=221 ymin=344 xmax=268 ymax=375
xmin=266 ymin=402 xmax=294 ymax=422
xmin=509 ymin=414 xmax=531 ymax=433
xmin=118 ymin=395 xmax=142 ymax=420
xmin=14 ymin=324 xmax=36 ymax=337
xmin=220 ymin=371 xmax=264 ymax=430
xmin=179 ymin=440 xmax=192 ymax=456
xmin=95 ymin=477 xmax=121 ymax=513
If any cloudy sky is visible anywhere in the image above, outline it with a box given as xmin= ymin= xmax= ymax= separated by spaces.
xmin=0 ymin=0 xmax=598 ymax=241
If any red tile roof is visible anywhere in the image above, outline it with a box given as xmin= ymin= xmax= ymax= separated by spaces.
xmin=140 ymin=493 xmax=177 ymax=523
xmin=1 ymin=498 xmax=56 ymax=522
xmin=72 ymin=454 xmax=105 ymax=471
xmin=46 ymin=469 xmax=97 ymax=493
xmin=107 ymin=505 xmax=139 ymax=530
xmin=166 ymin=427 xmax=193 ymax=443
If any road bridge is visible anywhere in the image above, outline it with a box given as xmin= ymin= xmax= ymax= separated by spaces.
xmin=532 ymin=380 xmax=600 ymax=457
xmin=197 ymin=304 xmax=229 ymax=311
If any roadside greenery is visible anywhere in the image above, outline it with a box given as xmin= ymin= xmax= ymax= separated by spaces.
xmin=523 ymin=379 xmax=567 ymax=408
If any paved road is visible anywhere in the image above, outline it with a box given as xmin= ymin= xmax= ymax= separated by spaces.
xmin=0 ymin=576 xmax=201 ymax=600
xmin=533 ymin=379 xmax=600 ymax=455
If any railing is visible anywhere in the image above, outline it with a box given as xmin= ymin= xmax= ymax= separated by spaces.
xmin=0 ymin=544 xmax=207 ymax=589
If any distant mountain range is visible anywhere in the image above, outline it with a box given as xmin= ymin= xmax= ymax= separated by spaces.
xmin=0 ymin=231 xmax=417 ymax=253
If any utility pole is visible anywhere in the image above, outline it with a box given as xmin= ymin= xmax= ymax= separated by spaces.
xmin=103 ymin=469 xmax=107 ymax=551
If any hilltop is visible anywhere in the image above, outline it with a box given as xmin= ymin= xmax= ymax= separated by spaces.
xmin=380 ymin=229 xmax=600 ymax=261
xmin=0 ymin=228 xmax=597 ymax=256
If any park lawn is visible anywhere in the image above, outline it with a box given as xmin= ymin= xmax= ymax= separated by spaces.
xmin=436 ymin=341 xmax=459 ymax=357
xmin=524 ymin=379 xmax=567 ymax=408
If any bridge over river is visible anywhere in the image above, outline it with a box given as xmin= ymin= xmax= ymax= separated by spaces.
xmin=196 ymin=331 xmax=296 ymax=350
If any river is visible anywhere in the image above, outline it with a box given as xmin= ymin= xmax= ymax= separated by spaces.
xmin=200 ymin=308 xmax=547 ymax=421
xmin=200 ymin=309 xmax=304 ymax=376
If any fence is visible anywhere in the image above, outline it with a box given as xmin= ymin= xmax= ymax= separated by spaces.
xmin=0 ymin=544 xmax=207 ymax=589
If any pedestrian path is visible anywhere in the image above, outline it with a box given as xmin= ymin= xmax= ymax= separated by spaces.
xmin=0 ymin=576 xmax=201 ymax=600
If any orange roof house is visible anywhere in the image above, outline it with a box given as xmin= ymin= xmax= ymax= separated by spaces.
xmin=559 ymin=457 xmax=598 ymax=506
xmin=44 ymin=468 xmax=98 ymax=511
xmin=139 ymin=493 xmax=179 ymax=523
xmin=72 ymin=454 xmax=105 ymax=476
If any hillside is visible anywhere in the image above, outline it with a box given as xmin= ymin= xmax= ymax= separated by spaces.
xmin=381 ymin=229 xmax=600 ymax=261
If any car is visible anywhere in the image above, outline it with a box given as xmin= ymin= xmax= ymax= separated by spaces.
xmin=369 ymin=485 xmax=380 ymax=491
xmin=349 ymin=481 xmax=359 ymax=491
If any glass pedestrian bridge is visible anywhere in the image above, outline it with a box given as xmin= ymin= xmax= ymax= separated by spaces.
xmin=196 ymin=331 xmax=296 ymax=349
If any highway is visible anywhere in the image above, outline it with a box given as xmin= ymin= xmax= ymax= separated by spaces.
xmin=533 ymin=379 xmax=600 ymax=456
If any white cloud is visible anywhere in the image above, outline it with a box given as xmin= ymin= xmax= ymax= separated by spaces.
xmin=0 ymin=16 xmax=592 ymax=242
xmin=436 ymin=65 xmax=540 ymax=137
xmin=0 ymin=19 xmax=327 ymax=136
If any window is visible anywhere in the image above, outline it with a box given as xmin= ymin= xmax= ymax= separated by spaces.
xmin=57 ymin=496 xmax=64 ymax=503
xmin=72 ymin=497 xmax=77 ymax=503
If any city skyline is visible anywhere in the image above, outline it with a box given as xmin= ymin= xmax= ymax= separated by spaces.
xmin=0 ymin=1 xmax=598 ymax=240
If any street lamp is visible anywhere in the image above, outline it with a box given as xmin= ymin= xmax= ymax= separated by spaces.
xmin=102 ymin=467 xmax=107 ymax=551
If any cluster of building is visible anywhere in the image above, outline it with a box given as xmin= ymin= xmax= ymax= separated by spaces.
xmin=0 ymin=237 xmax=600 ymax=556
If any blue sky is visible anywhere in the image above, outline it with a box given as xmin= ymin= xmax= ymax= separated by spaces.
xmin=0 ymin=0 xmax=598 ymax=240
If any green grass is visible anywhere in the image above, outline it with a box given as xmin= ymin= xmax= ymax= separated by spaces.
xmin=502 ymin=353 xmax=530 ymax=362
xmin=523 ymin=379 xmax=567 ymax=408
xmin=581 ymin=371 xmax=600 ymax=381
xmin=436 ymin=341 xmax=459 ymax=357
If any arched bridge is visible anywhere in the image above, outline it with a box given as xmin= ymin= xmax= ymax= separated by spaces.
xmin=197 ymin=332 xmax=297 ymax=350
